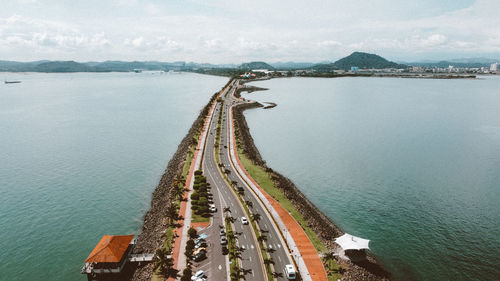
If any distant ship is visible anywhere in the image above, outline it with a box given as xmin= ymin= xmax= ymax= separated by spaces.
xmin=133 ymin=69 xmax=142 ymax=73
xmin=4 ymin=80 xmax=21 ymax=84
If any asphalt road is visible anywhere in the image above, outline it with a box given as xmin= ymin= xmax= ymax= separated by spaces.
xmin=218 ymin=80 xmax=294 ymax=280
xmin=194 ymin=80 xmax=267 ymax=281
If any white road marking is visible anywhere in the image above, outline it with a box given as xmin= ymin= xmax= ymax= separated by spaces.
xmin=244 ymin=234 xmax=247 ymax=239
xmin=277 ymin=244 xmax=281 ymax=248
xmin=250 ymin=245 xmax=254 ymax=249
xmin=278 ymin=256 xmax=282 ymax=262
xmin=218 ymin=265 xmax=222 ymax=270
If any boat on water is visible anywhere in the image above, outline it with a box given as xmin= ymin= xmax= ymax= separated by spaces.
xmin=4 ymin=80 xmax=21 ymax=84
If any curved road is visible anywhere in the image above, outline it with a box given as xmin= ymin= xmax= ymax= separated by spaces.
xmin=197 ymin=80 xmax=267 ymax=281
xmin=219 ymin=80 xmax=294 ymax=280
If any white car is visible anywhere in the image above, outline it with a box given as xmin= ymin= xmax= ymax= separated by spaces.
xmin=209 ymin=204 xmax=217 ymax=212
xmin=285 ymin=264 xmax=296 ymax=280
xmin=241 ymin=217 xmax=248 ymax=225
xmin=191 ymin=270 xmax=206 ymax=281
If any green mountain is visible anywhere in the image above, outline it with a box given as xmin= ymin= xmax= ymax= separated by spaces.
xmin=33 ymin=61 xmax=107 ymax=72
xmin=239 ymin=61 xmax=274 ymax=70
xmin=314 ymin=52 xmax=406 ymax=71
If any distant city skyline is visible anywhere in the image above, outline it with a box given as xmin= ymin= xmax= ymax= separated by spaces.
xmin=1 ymin=0 xmax=499 ymax=63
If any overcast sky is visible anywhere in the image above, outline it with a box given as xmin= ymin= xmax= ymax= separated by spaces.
xmin=1 ymin=0 xmax=499 ymax=63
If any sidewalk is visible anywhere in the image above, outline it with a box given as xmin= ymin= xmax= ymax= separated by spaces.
xmin=228 ymin=100 xmax=328 ymax=281
xmin=168 ymin=85 xmax=230 ymax=280
xmin=168 ymin=98 xmax=219 ymax=280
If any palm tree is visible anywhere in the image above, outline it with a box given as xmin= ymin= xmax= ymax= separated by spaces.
xmin=263 ymin=258 xmax=274 ymax=266
xmin=322 ymin=251 xmax=336 ymax=264
xmin=245 ymin=200 xmax=253 ymax=208
xmin=231 ymin=180 xmax=238 ymax=186
xmin=165 ymin=204 xmax=178 ymax=226
xmin=266 ymin=247 xmax=276 ymax=253
xmin=257 ymin=235 xmax=267 ymax=243
xmin=223 ymin=207 xmax=231 ymax=214
xmin=225 ymin=216 xmax=235 ymax=223
xmin=229 ymin=251 xmax=242 ymax=260
xmin=154 ymin=248 xmax=174 ymax=277
xmin=242 ymin=268 xmax=252 ymax=275
xmin=230 ymin=268 xmax=243 ymax=281
xmin=174 ymin=186 xmax=184 ymax=200
xmin=272 ymin=271 xmax=284 ymax=278
xmin=251 ymin=213 xmax=261 ymax=222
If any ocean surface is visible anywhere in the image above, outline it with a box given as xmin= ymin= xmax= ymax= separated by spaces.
xmin=244 ymin=77 xmax=500 ymax=281
xmin=0 ymin=72 xmax=228 ymax=280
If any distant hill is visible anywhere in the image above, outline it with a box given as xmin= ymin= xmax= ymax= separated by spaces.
xmin=0 ymin=60 xmax=237 ymax=72
xmin=313 ymin=52 xmax=406 ymax=71
xmin=239 ymin=61 xmax=274 ymax=70
xmin=447 ymin=57 xmax=498 ymax=64
xmin=409 ymin=60 xmax=497 ymax=68
xmin=33 ymin=61 xmax=107 ymax=72
xmin=269 ymin=61 xmax=315 ymax=69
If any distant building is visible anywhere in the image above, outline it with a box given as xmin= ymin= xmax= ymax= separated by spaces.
xmin=251 ymin=69 xmax=272 ymax=74
xmin=490 ymin=63 xmax=498 ymax=72
xmin=350 ymin=66 xmax=359 ymax=72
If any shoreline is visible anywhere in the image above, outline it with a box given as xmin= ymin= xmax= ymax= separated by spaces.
xmin=130 ymin=77 xmax=390 ymax=280
xmin=130 ymin=79 xmax=232 ymax=281
xmin=233 ymin=84 xmax=390 ymax=280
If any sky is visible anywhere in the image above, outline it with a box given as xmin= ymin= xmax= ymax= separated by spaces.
xmin=1 ymin=0 xmax=499 ymax=63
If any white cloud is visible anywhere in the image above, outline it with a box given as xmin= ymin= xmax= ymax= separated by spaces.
xmin=0 ymin=0 xmax=499 ymax=62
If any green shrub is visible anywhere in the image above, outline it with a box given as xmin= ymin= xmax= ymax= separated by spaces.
xmin=188 ymin=227 xmax=198 ymax=239
xmin=191 ymin=193 xmax=200 ymax=201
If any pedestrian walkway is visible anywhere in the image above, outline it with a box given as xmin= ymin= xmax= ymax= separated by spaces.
xmin=229 ymin=101 xmax=328 ymax=281
xmin=168 ymin=88 xmax=227 ymax=281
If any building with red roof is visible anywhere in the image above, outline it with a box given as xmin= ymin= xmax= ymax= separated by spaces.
xmin=82 ymin=235 xmax=135 ymax=281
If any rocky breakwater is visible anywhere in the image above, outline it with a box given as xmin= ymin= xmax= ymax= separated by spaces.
xmin=232 ymin=96 xmax=390 ymax=281
xmin=130 ymin=79 xmax=232 ymax=281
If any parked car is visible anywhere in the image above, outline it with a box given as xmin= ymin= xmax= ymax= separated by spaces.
xmin=194 ymin=238 xmax=206 ymax=244
xmin=221 ymin=245 xmax=229 ymax=255
xmin=191 ymin=270 xmax=206 ymax=281
xmin=220 ymin=228 xmax=226 ymax=236
xmin=241 ymin=217 xmax=249 ymax=225
xmin=220 ymin=236 xmax=227 ymax=245
xmin=194 ymin=238 xmax=207 ymax=249
xmin=193 ymin=247 xmax=207 ymax=256
xmin=193 ymin=250 xmax=206 ymax=262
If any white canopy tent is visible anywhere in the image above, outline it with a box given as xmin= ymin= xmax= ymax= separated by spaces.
xmin=335 ymin=233 xmax=370 ymax=251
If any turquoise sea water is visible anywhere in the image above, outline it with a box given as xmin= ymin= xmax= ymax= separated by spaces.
xmin=244 ymin=77 xmax=500 ymax=281
xmin=0 ymin=72 xmax=227 ymax=280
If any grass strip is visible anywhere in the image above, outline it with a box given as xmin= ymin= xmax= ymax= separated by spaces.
xmin=235 ymin=138 xmax=343 ymax=280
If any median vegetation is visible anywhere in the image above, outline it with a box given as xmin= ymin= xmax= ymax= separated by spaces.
xmin=213 ymin=105 xmax=275 ymax=280
xmin=190 ymin=170 xmax=211 ymax=222
xmin=224 ymin=216 xmax=242 ymax=280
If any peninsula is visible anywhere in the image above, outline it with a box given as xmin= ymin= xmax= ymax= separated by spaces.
xmin=125 ymin=77 xmax=389 ymax=281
